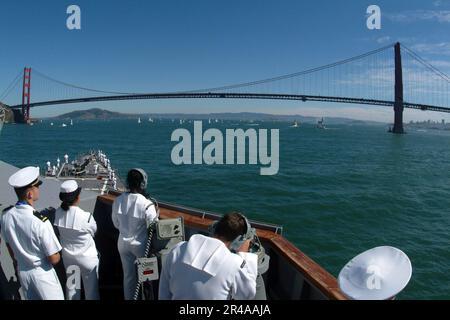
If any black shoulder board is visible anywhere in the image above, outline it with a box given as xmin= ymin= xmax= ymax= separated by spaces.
xmin=2 ymin=205 xmax=14 ymax=213
xmin=240 ymin=260 xmax=246 ymax=269
xmin=33 ymin=211 xmax=49 ymax=223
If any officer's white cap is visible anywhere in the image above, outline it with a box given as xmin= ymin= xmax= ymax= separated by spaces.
xmin=8 ymin=166 xmax=41 ymax=188
xmin=338 ymin=246 xmax=412 ymax=300
xmin=60 ymin=180 xmax=79 ymax=193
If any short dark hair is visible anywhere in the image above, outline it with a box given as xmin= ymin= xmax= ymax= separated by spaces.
xmin=213 ymin=212 xmax=247 ymax=242
xmin=14 ymin=187 xmax=30 ymax=200
xmin=127 ymin=169 xmax=144 ymax=191
xmin=59 ymin=188 xmax=81 ymax=211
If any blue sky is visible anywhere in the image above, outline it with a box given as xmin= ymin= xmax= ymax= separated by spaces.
xmin=1 ymin=0 xmax=450 ymax=122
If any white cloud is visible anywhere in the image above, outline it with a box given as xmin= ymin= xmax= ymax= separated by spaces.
xmin=386 ymin=10 xmax=450 ymax=23
xmin=377 ymin=36 xmax=391 ymax=44
xmin=411 ymin=42 xmax=450 ymax=56
xmin=428 ymin=60 xmax=450 ymax=68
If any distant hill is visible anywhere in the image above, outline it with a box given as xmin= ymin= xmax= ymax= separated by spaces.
xmin=54 ymin=108 xmax=128 ymax=120
xmin=50 ymin=108 xmax=386 ymax=125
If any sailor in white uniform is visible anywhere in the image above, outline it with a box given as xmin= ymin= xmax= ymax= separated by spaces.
xmin=0 ymin=166 xmax=64 ymax=300
xmin=54 ymin=180 xmax=100 ymax=300
xmin=159 ymin=212 xmax=258 ymax=300
xmin=338 ymin=246 xmax=412 ymax=300
xmin=111 ymin=168 xmax=158 ymax=300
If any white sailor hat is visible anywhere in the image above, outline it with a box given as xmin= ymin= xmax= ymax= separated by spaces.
xmin=8 ymin=166 xmax=42 ymax=189
xmin=60 ymin=180 xmax=80 ymax=194
xmin=338 ymin=246 xmax=412 ymax=300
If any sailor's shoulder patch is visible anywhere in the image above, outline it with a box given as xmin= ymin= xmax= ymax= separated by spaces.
xmin=33 ymin=211 xmax=49 ymax=223
xmin=240 ymin=260 xmax=247 ymax=269
xmin=2 ymin=205 xmax=14 ymax=213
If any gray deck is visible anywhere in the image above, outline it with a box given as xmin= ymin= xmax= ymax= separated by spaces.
xmin=50 ymin=152 xmax=126 ymax=194
xmin=0 ymin=160 xmax=102 ymax=299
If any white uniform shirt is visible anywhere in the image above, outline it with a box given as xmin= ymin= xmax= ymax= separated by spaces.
xmin=0 ymin=204 xmax=62 ymax=271
xmin=54 ymin=206 xmax=98 ymax=258
xmin=159 ymin=234 xmax=258 ymax=300
xmin=111 ymin=193 xmax=158 ymax=246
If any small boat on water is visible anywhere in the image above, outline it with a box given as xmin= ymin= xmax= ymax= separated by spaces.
xmin=292 ymin=120 xmax=299 ymax=128
xmin=0 ymin=107 xmax=5 ymax=134
xmin=61 ymin=123 xmax=67 ymax=127
xmin=317 ymin=118 xmax=326 ymax=129
xmin=138 ymin=117 xmax=141 ymax=124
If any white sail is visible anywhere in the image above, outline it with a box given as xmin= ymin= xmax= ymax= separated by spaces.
xmin=0 ymin=107 xmax=5 ymax=134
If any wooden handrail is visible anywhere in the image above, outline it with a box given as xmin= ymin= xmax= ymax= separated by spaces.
xmin=97 ymin=194 xmax=346 ymax=300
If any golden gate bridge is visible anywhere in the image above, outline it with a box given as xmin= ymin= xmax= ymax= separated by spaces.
xmin=1 ymin=42 xmax=449 ymax=134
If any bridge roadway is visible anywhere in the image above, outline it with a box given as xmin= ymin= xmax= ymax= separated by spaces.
xmin=7 ymin=92 xmax=450 ymax=113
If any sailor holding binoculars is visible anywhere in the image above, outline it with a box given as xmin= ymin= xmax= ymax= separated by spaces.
xmin=159 ymin=212 xmax=258 ymax=300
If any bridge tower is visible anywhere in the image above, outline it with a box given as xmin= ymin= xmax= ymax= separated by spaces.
xmin=21 ymin=67 xmax=32 ymax=124
xmin=392 ymin=43 xmax=404 ymax=134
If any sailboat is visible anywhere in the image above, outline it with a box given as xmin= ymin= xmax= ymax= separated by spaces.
xmin=148 ymin=117 xmax=153 ymax=123
xmin=138 ymin=118 xmax=141 ymax=124
xmin=0 ymin=107 xmax=5 ymax=134
xmin=70 ymin=119 xmax=73 ymax=126
xmin=292 ymin=120 xmax=299 ymax=128
xmin=317 ymin=118 xmax=325 ymax=129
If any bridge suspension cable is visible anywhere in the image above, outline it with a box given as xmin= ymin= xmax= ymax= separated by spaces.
xmin=32 ymin=69 xmax=137 ymax=95
xmin=23 ymin=43 xmax=396 ymax=98
xmin=402 ymin=45 xmax=450 ymax=83
xmin=181 ymin=43 xmax=396 ymax=93
xmin=401 ymin=44 xmax=450 ymax=109
xmin=0 ymin=70 xmax=23 ymax=101
xmin=5 ymin=42 xmax=450 ymax=117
